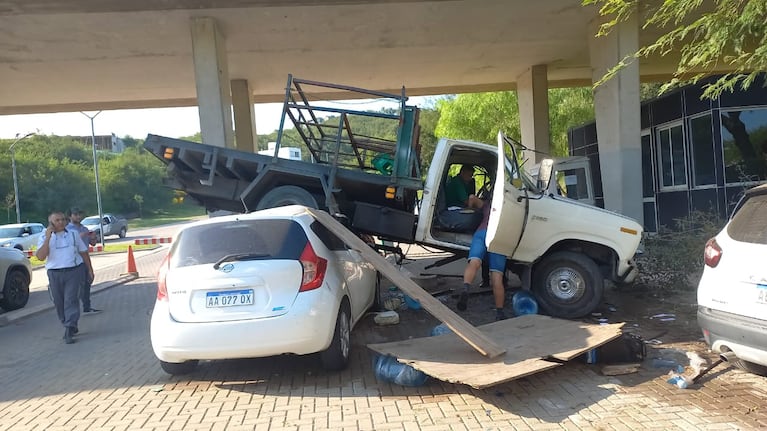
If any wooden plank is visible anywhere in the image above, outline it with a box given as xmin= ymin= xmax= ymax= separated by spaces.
xmin=307 ymin=209 xmax=506 ymax=358
xmin=368 ymin=314 xmax=623 ymax=388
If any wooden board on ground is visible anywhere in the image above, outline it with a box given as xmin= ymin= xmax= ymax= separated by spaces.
xmin=307 ymin=209 xmax=506 ymax=358
xmin=368 ymin=314 xmax=624 ymax=389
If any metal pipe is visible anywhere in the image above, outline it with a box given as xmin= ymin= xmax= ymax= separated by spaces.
xmin=81 ymin=111 xmax=105 ymax=248
xmin=9 ymin=132 xmax=36 ymax=223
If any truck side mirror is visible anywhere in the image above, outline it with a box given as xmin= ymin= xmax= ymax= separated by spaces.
xmin=537 ymin=158 xmax=554 ymax=192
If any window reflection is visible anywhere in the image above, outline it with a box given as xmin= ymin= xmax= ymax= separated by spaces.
xmin=721 ymin=108 xmax=767 ymax=184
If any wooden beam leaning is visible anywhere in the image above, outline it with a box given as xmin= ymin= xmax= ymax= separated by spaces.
xmin=307 ymin=208 xmax=506 ymax=359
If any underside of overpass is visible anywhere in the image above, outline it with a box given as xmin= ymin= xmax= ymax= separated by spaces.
xmin=0 ymin=0 xmax=705 ymax=225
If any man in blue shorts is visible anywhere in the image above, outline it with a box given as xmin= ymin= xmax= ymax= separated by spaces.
xmin=456 ymin=203 xmax=508 ymax=320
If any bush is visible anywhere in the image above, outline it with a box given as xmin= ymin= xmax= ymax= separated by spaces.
xmin=635 ymin=211 xmax=724 ymax=291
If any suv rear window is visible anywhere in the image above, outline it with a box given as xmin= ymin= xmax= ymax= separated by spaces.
xmin=727 ymin=193 xmax=767 ymax=245
xmin=171 ymin=219 xmax=308 ymax=267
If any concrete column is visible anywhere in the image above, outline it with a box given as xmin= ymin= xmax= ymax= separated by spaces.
xmin=190 ymin=17 xmax=234 ymax=148
xmin=231 ymin=79 xmax=258 ymax=153
xmin=588 ymin=14 xmax=643 ymax=224
xmin=517 ymin=64 xmax=550 ymax=164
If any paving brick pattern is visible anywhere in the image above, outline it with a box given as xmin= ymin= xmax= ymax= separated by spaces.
xmin=0 ymin=250 xmax=765 ymax=430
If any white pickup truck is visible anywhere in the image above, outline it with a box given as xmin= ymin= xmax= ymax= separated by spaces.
xmin=412 ymin=131 xmax=642 ymax=318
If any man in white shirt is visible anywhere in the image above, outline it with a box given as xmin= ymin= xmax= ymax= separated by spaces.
xmin=36 ymin=211 xmax=94 ymax=344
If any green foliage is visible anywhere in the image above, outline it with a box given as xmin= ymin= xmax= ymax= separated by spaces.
xmin=636 ymin=211 xmax=724 ymax=291
xmin=0 ymin=135 xmax=176 ymax=223
xmin=436 ymin=92 xmax=521 ymax=146
xmin=585 ymin=0 xmax=767 ymax=100
xmin=435 ymin=89 xmax=594 ymax=157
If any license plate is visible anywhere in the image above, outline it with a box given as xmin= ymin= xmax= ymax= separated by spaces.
xmin=206 ymin=289 xmax=254 ymax=308
xmin=758 ymin=284 xmax=767 ymax=305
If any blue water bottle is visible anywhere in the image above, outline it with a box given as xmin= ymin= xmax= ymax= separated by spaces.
xmin=512 ymin=290 xmax=538 ymax=316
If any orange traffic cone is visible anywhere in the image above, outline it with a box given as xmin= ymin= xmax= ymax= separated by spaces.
xmin=122 ymin=245 xmax=139 ymax=277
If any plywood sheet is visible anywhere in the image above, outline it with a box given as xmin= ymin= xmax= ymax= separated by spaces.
xmin=368 ymin=314 xmax=624 ymax=388
xmin=308 ymin=208 xmax=506 ymax=358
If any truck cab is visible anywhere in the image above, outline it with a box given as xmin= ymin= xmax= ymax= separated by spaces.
xmin=416 ymin=132 xmax=642 ymax=318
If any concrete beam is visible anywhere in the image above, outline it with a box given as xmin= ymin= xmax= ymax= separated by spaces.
xmin=589 ymin=14 xmax=643 ymax=224
xmin=231 ymin=79 xmax=258 ymax=153
xmin=517 ymin=65 xmax=550 ymax=164
xmin=191 ymin=17 xmax=234 ymax=148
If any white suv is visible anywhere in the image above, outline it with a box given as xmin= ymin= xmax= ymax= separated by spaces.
xmin=697 ymin=183 xmax=767 ymax=376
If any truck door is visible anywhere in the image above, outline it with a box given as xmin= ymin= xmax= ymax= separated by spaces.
xmin=486 ymin=132 xmax=527 ymax=259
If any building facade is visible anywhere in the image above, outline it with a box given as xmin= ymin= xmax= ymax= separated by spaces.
xmin=568 ymin=75 xmax=767 ymax=233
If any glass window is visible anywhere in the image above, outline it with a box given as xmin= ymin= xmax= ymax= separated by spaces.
xmin=728 ymin=192 xmax=767 ymax=244
xmin=721 ymin=108 xmax=767 ymax=184
xmin=170 ymin=219 xmax=308 ymax=268
xmin=689 ymin=114 xmax=716 ymax=186
xmin=657 ymin=123 xmax=687 ymax=188
xmin=641 ymin=133 xmax=654 ymax=198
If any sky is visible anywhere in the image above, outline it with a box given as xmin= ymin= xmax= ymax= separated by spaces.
xmin=0 ymin=96 xmax=439 ymax=140
xmin=0 ymin=104 xmax=284 ymax=140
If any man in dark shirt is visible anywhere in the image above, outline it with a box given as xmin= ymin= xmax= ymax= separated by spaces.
xmin=445 ymin=165 xmax=484 ymax=209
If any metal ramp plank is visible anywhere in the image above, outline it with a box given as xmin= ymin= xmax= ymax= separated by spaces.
xmin=307 ymin=208 xmax=506 ymax=359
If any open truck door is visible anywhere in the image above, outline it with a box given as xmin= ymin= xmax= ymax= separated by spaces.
xmin=486 ymin=131 xmax=528 ymax=259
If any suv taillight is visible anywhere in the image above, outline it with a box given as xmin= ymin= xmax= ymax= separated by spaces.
xmin=704 ymin=238 xmax=722 ymax=268
xmin=299 ymin=242 xmax=327 ymax=292
xmin=157 ymin=253 xmax=170 ymax=301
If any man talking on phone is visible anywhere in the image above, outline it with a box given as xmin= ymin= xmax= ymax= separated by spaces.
xmin=36 ymin=211 xmax=94 ymax=344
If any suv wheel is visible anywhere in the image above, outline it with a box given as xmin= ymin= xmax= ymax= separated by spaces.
xmin=320 ymin=302 xmax=351 ymax=370
xmin=0 ymin=268 xmax=30 ymax=311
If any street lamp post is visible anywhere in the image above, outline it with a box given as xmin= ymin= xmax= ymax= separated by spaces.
xmin=10 ymin=132 xmax=36 ymax=224
xmin=81 ymin=111 xmax=105 ymax=248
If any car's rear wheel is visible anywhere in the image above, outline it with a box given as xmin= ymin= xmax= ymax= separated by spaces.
xmin=320 ymin=302 xmax=351 ymax=370
xmin=532 ymin=251 xmax=603 ymax=319
xmin=730 ymin=356 xmax=767 ymax=376
xmin=0 ymin=268 xmax=30 ymax=311
xmin=160 ymin=360 xmax=198 ymax=375
xmin=119 ymin=227 xmax=127 ymax=238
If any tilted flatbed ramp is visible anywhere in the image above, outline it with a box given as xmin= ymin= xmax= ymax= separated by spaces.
xmin=368 ymin=315 xmax=624 ymax=389
xmin=307 ymin=209 xmax=506 ymax=358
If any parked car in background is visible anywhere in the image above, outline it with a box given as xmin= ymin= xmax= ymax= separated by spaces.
xmin=697 ymin=183 xmax=767 ymax=376
xmin=0 ymin=247 xmax=33 ymax=311
xmin=0 ymin=222 xmax=45 ymax=251
xmin=82 ymin=213 xmax=128 ymax=242
xmin=150 ymin=205 xmax=379 ymax=375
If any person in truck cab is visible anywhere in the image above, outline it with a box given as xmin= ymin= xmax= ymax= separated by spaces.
xmin=445 ymin=165 xmax=484 ymax=209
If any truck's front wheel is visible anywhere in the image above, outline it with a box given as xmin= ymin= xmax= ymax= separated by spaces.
xmin=256 ymin=185 xmax=319 ymax=210
xmin=532 ymin=251 xmax=603 ymax=319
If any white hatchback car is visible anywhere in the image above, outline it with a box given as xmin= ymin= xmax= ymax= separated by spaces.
xmin=150 ymin=205 xmax=379 ymax=375
xmin=697 ymin=183 xmax=767 ymax=376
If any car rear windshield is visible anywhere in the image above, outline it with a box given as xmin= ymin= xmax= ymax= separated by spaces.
xmin=171 ymin=219 xmax=308 ymax=267
xmin=727 ymin=193 xmax=767 ymax=244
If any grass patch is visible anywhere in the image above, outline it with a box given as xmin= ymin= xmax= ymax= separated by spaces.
xmin=128 ymin=203 xmax=207 ymax=230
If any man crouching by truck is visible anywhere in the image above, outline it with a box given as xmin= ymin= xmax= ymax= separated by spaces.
xmin=457 ymin=200 xmax=508 ymax=321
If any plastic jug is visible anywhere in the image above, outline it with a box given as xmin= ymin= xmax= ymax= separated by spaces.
xmin=512 ymin=290 xmax=538 ymax=316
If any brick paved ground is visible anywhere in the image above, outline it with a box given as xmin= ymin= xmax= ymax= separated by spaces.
xmin=0 ymin=248 xmax=765 ymax=430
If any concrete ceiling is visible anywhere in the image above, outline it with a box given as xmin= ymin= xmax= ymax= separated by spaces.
xmin=0 ymin=0 xmax=675 ymax=115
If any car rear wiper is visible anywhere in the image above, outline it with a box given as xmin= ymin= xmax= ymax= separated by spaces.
xmin=213 ymin=253 xmax=271 ymax=269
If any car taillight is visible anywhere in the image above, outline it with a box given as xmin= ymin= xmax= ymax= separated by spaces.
xmin=299 ymin=242 xmax=327 ymax=292
xmin=157 ymin=253 xmax=170 ymax=301
xmin=703 ymin=238 xmax=722 ymax=268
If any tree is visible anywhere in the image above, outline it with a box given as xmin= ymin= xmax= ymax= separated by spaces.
xmin=585 ymin=0 xmax=767 ymax=99
xmin=435 ymin=89 xmax=594 ymax=157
